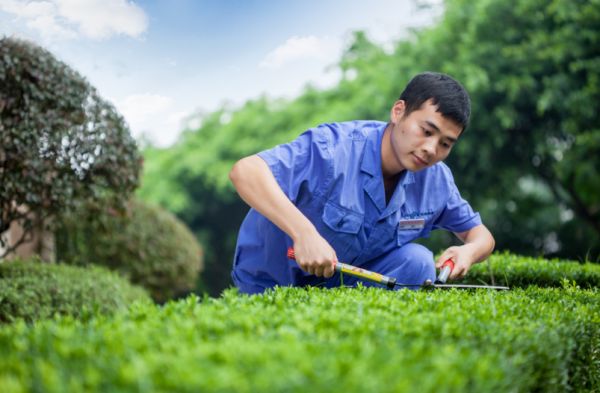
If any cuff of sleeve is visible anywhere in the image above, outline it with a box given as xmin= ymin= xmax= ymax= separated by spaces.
xmin=446 ymin=213 xmax=482 ymax=233
xmin=257 ymin=151 xmax=281 ymax=185
xmin=257 ymin=150 xmax=277 ymax=167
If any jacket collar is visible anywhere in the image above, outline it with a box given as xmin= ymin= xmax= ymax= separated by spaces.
xmin=361 ymin=122 xmax=415 ymax=216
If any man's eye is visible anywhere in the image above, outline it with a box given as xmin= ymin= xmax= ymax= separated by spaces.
xmin=423 ymin=128 xmax=432 ymax=136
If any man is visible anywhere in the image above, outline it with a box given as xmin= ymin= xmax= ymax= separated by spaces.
xmin=229 ymin=72 xmax=495 ymax=295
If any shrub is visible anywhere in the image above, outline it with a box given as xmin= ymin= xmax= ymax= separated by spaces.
xmin=0 ymin=282 xmax=597 ymax=392
xmin=463 ymin=252 xmax=600 ymax=288
xmin=56 ymin=199 xmax=204 ymax=302
xmin=0 ymin=37 xmax=141 ymax=256
xmin=0 ymin=258 xmax=150 ymax=324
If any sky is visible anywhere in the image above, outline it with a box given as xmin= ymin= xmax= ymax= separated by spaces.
xmin=0 ymin=0 xmax=442 ymax=147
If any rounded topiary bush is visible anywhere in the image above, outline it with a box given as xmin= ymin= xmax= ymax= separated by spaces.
xmin=56 ymin=199 xmax=204 ymax=302
xmin=0 ymin=258 xmax=150 ymax=323
xmin=0 ymin=37 xmax=141 ymax=256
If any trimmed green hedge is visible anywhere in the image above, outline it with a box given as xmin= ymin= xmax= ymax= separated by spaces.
xmin=0 ymin=282 xmax=597 ymax=392
xmin=463 ymin=252 xmax=600 ymax=288
xmin=0 ymin=259 xmax=151 ymax=324
xmin=56 ymin=199 xmax=203 ymax=302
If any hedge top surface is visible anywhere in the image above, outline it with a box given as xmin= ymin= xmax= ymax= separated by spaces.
xmin=463 ymin=252 xmax=600 ymax=288
xmin=0 ymin=280 xmax=598 ymax=392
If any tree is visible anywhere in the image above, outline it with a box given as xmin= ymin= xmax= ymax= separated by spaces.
xmin=415 ymin=0 xmax=600 ymax=258
xmin=0 ymin=37 xmax=141 ymax=258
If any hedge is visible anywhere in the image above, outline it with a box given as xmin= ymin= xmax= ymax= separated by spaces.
xmin=0 ymin=259 xmax=151 ymax=324
xmin=56 ymin=199 xmax=203 ymax=302
xmin=462 ymin=252 xmax=600 ymax=288
xmin=0 ymin=281 xmax=597 ymax=391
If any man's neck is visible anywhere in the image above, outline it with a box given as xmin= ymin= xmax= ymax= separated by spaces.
xmin=383 ymin=173 xmax=400 ymax=205
xmin=381 ymin=123 xmax=405 ymax=179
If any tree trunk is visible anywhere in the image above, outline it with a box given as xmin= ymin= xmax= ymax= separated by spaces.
xmin=0 ymin=208 xmax=55 ymax=262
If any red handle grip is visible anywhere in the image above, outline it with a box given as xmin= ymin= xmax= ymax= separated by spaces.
xmin=441 ymin=258 xmax=455 ymax=270
xmin=436 ymin=258 xmax=455 ymax=283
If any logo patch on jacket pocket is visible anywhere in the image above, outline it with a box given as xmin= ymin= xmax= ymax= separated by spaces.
xmin=399 ymin=218 xmax=425 ymax=230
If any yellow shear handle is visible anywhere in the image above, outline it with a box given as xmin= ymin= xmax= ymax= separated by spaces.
xmin=287 ymin=247 xmax=397 ymax=289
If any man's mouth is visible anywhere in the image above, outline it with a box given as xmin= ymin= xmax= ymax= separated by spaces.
xmin=412 ymin=154 xmax=428 ymax=166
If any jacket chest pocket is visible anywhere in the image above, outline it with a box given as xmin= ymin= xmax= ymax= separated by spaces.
xmin=319 ymin=202 xmax=364 ymax=259
xmin=397 ymin=223 xmax=432 ymax=247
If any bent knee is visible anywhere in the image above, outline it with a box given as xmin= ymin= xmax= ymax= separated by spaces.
xmin=399 ymin=243 xmax=435 ymax=281
xmin=400 ymin=243 xmax=433 ymax=263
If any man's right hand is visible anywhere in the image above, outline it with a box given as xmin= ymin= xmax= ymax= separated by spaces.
xmin=292 ymin=232 xmax=337 ymax=278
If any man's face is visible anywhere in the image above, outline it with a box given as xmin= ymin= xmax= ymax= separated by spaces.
xmin=388 ymin=99 xmax=462 ymax=172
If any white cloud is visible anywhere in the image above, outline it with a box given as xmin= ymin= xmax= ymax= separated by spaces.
xmin=259 ymin=35 xmax=342 ymax=69
xmin=57 ymin=0 xmax=148 ymax=39
xmin=114 ymin=93 xmax=188 ymax=147
xmin=25 ymin=12 xmax=77 ymax=40
xmin=117 ymin=93 xmax=173 ymax=123
xmin=0 ymin=0 xmax=75 ymax=40
xmin=0 ymin=0 xmax=148 ymax=41
xmin=0 ymin=0 xmax=53 ymax=18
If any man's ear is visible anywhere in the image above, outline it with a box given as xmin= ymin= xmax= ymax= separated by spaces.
xmin=390 ymin=100 xmax=406 ymax=123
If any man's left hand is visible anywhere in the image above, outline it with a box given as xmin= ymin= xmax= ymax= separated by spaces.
xmin=435 ymin=245 xmax=476 ymax=281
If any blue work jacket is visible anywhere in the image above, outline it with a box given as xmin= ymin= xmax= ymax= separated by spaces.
xmin=231 ymin=121 xmax=481 ymax=290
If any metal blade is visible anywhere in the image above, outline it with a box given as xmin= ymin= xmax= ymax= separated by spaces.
xmin=393 ymin=282 xmax=509 ymax=290
xmin=425 ymin=283 xmax=509 ymax=290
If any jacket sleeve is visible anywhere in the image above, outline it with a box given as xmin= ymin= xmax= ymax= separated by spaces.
xmin=257 ymin=126 xmax=333 ymax=203
xmin=432 ymin=169 xmax=482 ymax=233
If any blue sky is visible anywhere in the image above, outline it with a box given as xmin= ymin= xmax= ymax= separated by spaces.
xmin=0 ymin=0 xmax=441 ymax=146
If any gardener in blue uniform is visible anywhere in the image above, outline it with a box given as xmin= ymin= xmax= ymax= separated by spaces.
xmin=229 ymin=72 xmax=495 ymax=295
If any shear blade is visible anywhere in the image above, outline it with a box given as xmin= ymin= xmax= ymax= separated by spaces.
xmin=393 ymin=281 xmax=509 ymax=290
xmin=427 ymin=283 xmax=509 ymax=290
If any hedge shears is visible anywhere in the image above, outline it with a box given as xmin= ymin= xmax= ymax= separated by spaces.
xmin=287 ymin=247 xmax=509 ymax=290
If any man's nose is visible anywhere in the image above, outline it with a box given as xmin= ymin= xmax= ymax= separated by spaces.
xmin=422 ymin=138 xmax=437 ymax=157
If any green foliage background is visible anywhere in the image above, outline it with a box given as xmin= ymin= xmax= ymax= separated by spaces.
xmin=138 ymin=0 xmax=600 ymax=295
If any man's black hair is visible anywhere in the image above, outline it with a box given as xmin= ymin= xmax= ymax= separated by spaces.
xmin=399 ymin=72 xmax=471 ymax=132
